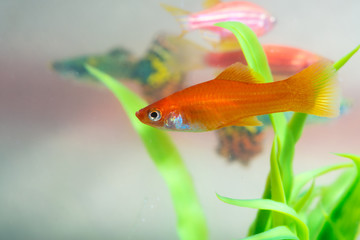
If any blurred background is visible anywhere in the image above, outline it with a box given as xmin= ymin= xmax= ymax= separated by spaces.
xmin=0 ymin=0 xmax=359 ymax=239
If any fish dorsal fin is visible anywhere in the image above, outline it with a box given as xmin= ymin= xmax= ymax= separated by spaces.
xmin=160 ymin=3 xmax=191 ymax=16
xmin=227 ymin=116 xmax=263 ymax=127
xmin=202 ymin=0 xmax=221 ymax=9
xmin=215 ymin=62 xmax=264 ymax=83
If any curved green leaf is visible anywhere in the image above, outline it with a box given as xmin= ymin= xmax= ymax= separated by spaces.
xmin=216 ymin=194 xmax=309 ymax=240
xmin=278 ymin=112 xmax=308 ymax=200
xmin=270 ymin=139 xmax=286 ymax=227
xmin=240 ymin=226 xmax=298 ymax=240
xmin=270 ymin=139 xmax=286 ymax=204
xmin=214 ymin=21 xmax=287 ymax=139
xmin=333 ymin=45 xmax=360 ymax=71
xmin=214 ymin=22 xmax=272 ymax=82
xmin=248 ymin=175 xmax=272 ymax=235
xmin=214 ymin=22 xmax=288 ymax=236
xmin=287 ymin=113 xmax=308 ymax=144
xmin=277 ymin=129 xmax=295 ymax=200
xmin=293 ymin=180 xmax=316 ymax=213
xmin=318 ymin=154 xmax=360 ymax=239
xmin=291 ymin=162 xmax=353 ymax=204
xmin=308 ymin=168 xmax=355 ymax=239
xmin=85 ymin=65 xmax=208 ymax=240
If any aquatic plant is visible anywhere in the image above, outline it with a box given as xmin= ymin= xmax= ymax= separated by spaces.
xmin=84 ymin=21 xmax=359 ymax=239
xmin=214 ymin=21 xmax=360 ymax=240
xmin=84 ymin=65 xmax=208 ymax=239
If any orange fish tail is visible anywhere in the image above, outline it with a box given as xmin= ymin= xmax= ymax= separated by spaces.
xmin=286 ymin=60 xmax=340 ymax=117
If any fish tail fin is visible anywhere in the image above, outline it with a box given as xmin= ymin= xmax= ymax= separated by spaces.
xmin=286 ymin=60 xmax=340 ymax=117
xmin=160 ymin=3 xmax=190 ymax=36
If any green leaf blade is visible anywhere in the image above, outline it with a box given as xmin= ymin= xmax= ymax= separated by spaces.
xmin=240 ymin=226 xmax=299 ymax=240
xmin=85 ymin=65 xmax=208 ymax=240
xmin=307 ymin=168 xmax=355 ymax=239
xmin=291 ymin=162 xmax=353 ymax=204
xmin=270 ymin=139 xmax=287 ymax=227
xmin=214 ymin=21 xmax=287 ymax=140
xmin=214 ymin=22 xmax=289 ymax=235
xmin=318 ymin=154 xmax=360 ymax=239
xmin=217 ymin=195 xmax=309 ymax=240
xmin=214 ymin=21 xmax=272 ymax=83
xmin=333 ymin=45 xmax=360 ymax=71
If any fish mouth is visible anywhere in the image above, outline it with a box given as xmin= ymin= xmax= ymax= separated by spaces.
xmin=135 ymin=110 xmax=145 ymax=124
xmin=270 ymin=16 xmax=277 ymax=24
xmin=135 ymin=110 xmax=140 ymax=119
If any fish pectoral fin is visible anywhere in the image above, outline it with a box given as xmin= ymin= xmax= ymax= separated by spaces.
xmin=215 ymin=63 xmax=264 ymax=83
xmin=228 ymin=116 xmax=263 ymax=127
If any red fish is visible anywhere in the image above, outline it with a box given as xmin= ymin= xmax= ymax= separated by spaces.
xmin=205 ymin=45 xmax=326 ymax=76
xmin=136 ymin=61 xmax=339 ymax=132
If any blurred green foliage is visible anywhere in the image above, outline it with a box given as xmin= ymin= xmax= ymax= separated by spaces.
xmin=85 ymin=65 xmax=208 ymax=240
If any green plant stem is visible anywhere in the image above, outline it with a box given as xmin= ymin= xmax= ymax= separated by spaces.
xmin=248 ymin=175 xmax=272 ymax=235
xmin=85 ymin=65 xmax=208 ymax=240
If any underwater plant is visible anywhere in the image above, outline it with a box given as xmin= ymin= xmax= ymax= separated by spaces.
xmin=84 ymin=65 xmax=208 ymax=240
xmin=84 ymin=20 xmax=360 ymax=239
xmin=213 ymin=22 xmax=360 ymax=240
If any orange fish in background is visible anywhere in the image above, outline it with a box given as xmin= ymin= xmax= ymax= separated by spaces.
xmin=136 ymin=60 xmax=339 ymax=132
xmin=205 ymin=44 xmax=326 ymax=76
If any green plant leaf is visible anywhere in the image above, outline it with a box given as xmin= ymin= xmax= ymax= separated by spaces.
xmin=276 ymin=113 xmax=308 ymax=199
xmin=213 ymin=22 xmax=360 ymax=240
xmin=270 ymin=139 xmax=286 ymax=203
xmin=217 ymin=194 xmax=309 ymax=240
xmin=270 ymin=139 xmax=286 ymax=227
xmin=333 ymin=45 xmax=360 ymax=71
xmin=308 ymin=168 xmax=355 ymax=239
xmin=271 ymin=44 xmax=360 ymax=203
xmin=248 ymin=175 xmax=272 ymax=235
xmin=85 ymin=65 xmax=208 ymax=240
xmin=293 ymin=180 xmax=316 ymax=213
xmin=286 ymin=113 xmax=307 ymax=145
xmin=277 ymin=113 xmax=307 ymax=202
xmin=277 ymin=129 xmax=296 ymax=200
xmin=214 ymin=22 xmax=272 ymax=82
xmin=290 ymin=162 xmax=353 ymax=204
xmin=318 ymin=154 xmax=360 ymax=239
xmin=240 ymin=226 xmax=299 ymax=240
xmin=214 ymin=21 xmax=287 ymax=139
xmin=296 ymin=187 xmax=322 ymax=219
xmin=214 ymin=21 xmax=288 ymax=236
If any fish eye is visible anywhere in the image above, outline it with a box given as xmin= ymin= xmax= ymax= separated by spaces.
xmin=148 ymin=110 xmax=161 ymax=121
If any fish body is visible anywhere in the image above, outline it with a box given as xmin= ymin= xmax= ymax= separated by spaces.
xmin=136 ymin=61 xmax=339 ymax=132
xmin=162 ymin=1 xmax=276 ymax=38
xmin=52 ymin=48 xmax=135 ymax=81
xmin=52 ymin=34 xmax=206 ymax=84
xmin=205 ymin=44 xmax=326 ymax=76
xmin=262 ymin=45 xmax=325 ymax=75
